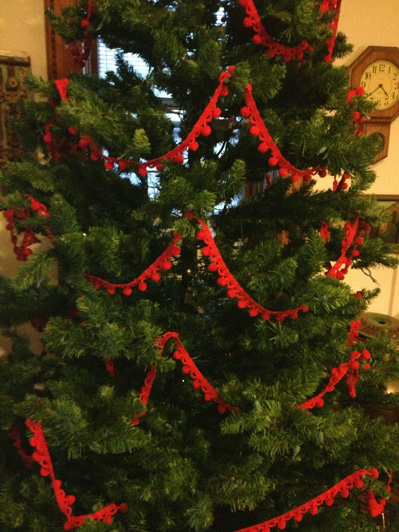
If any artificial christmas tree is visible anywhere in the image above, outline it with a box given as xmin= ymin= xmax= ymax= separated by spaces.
xmin=1 ymin=1 xmax=399 ymax=531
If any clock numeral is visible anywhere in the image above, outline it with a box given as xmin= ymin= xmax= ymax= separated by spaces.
xmin=379 ymin=63 xmax=386 ymax=72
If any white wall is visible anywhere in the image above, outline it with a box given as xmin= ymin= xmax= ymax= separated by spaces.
xmin=339 ymin=0 xmax=399 ymax=318
xmin=0 ymin=0 xmax=47 ymax=79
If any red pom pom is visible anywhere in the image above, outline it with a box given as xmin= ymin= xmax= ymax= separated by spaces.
xmin=81 ymin=19 xmax=90 ymax=29
xmin=291 ymin=175 xmax=300 ymax=183
xmin=189 ymin=140 xmax=199 ymax=151
xmin=174 ymin=153 xmax=184 ymax=164
xmin=107 ymin=286 xmax=116 ymax=295
xmin=123 ymin=287 xmax=132 ymax=296
xmin=269 ymin=156 xmax=279 ymax=166
xmin=151 ymin=272 xmax=161 ymax=282
xmin=68 ymin=126 xmax=77 ymax=135
xmin=279 ymin=167 xmax=288 ymax=177
xmin=90 ymin=151 xmax=101 ymax=161
xmin=213 ymin=107 xmax=221 ymax=118
xmin=253 ymin=35 xmax=262 ymax=45
xmin=118 ymin=160 xmax=129 ymax=171
xmin=196 ymin=229 xmax=206 ymax=241
xmin=237 ymin=299 xmax=247 ymax=309
xmin=220 ymin=86 xmax=229 ymax=96
xmin=250 ymin=125 xmax=260 ymax=137
xmin=243 ymin=17 xmax=253 ymax=28
xmin=79 ymin=136 xmax=91 ymax=149
xmin=249 ymin=308 xmax=258 ymax=317
xmin=370 ymin=468 xmax=379 ymax=479
xmin=355 ymin=478 xmax=364 ymax=488
xmin=241 ymin=106 xmax=251 ymax=118
xmin=201 ymin=125 xmax=212 ymax=137
xmin=43 ymin=134 xmax=52 ymax=143
xmin=138 ymin=282 xmax=147 ymax=292
xmin=138 ymin=166 xmax=147 ymax=176
xmin=258 ymin=142 xmax=268 ymax=153
xmin=362 ymin=350 xmax=371 ymax=360
xmin=104 ymin=160 xmax=114 ymax=170
xmin=217 ymin=277 xmax=227 ymax=286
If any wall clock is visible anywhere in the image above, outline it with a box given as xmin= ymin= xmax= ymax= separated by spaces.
xmin=349 ymin=46 xmax=399 ymax=163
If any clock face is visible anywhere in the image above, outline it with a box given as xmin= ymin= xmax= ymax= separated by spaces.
xmin=360 ymin=59 xmax=399 ymax=110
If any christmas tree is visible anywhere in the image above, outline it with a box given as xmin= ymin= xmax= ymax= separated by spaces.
xmin=1 ymin=1 xmax=399 ymax=531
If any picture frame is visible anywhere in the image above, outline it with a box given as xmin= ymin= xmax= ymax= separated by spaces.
xmin=368 ymin=194 xmax=399 ymax=253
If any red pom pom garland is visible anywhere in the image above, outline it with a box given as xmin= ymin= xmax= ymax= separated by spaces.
xmin=326 ymin=217 xmax=370 ymax=280
xmin=238 ymin=0 xmax=314 ymax=62
xmin=234 ymin=468 xmax=380 ymax=532
xmin=131 ymin=365 xmax=158 ymax=425
xmin=297 ymin=348 xmax=371 ymax=409
xmin=9 ymin=425 xmax=34 ymax=468
xmin=347 ymin=87 xmax=366 ymax=136
xmin=54 ymin=79 xmax=70 ymax=103
xmin=67 ymin=67 xmax=235 ymax=175
xmin=242 ymin=84 xmax=320 ymax=183
xmin=67 ymin=0 xmax=96 ymax=68
xmin=2 ymin=196 xmax=51 ymax=261
xmin=25 ymin=419 xmax=128 ymax=530
xmin=18 ymin=419 xmax=385 ymax=531
xmin=187 ymin=212 xmax=309 ymax=321
xmin=84 ymin=232 xmax=183 ymax=294
xmin=320 ymin=0 xmax=342 ymax=62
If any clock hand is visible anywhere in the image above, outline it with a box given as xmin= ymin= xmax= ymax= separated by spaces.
xmin=366 ymin=84 xmax=388 ymax=98
xmin=379 ymin=84 xmax=389 ymax=97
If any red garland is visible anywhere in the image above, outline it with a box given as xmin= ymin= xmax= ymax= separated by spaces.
xmin=320 ymin=0 xmax=342 ymax=62
xmin=156 ymin=332 xmax=240 ymax=414
xmin=25 ymin=419 xmax=128 ymax=530
xmin=348 ymin=318 xmax=363 ymax=345
xmin=68 ymin=0 xmax=96 ymax=68
xmin=241 ymin=84 xmax=321 ymax=183
xmin=297 ymin=348 xmax=371 ymax=409
xmin=187 ymin=212 xmax=309 ymax=321
xmin=326 ymin=217 xmax=370 ymax=280
xmin=84 ymin=232 xmax=183 ymax=295
xmin=366 ymin=471 xmax=393 ymax=517
xmin=86 ymin=214 xmax=308 ymax=321
xmin=131 ymin=332 xmax=239 ymax=425
xmin=131 ymin=365 xmax=157 ymax=425
xmin=238 ymin=0 xmax=314 ymax=61
xmin=234 ymin=468 xmax=379 ymax=532
xmin=347 ymin=86 xmax=366 ymax=136
xmin=2 ymin=196 xmax=51 ymax=261
xmin=55 ymin=79 xmax=70 ymax=102
xmin=20 ymin=419 xmax=385 ymax=531
xmin=68 ymin=67 xmax=235 ymax=175
xmin=9 ymin=425 xmax=34 ymax=468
